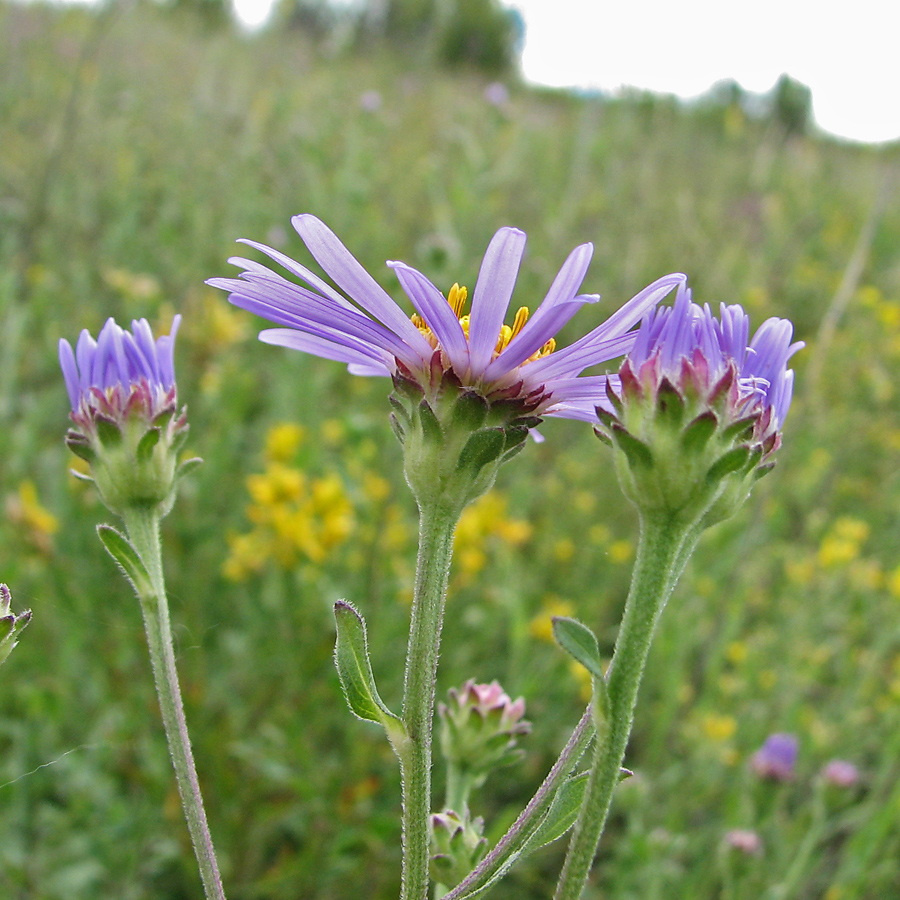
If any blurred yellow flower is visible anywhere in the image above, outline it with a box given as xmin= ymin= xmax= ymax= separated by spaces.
xmin=725 ymin=641 xmax=748 ymax=665
xmin=453 ymin=492 xmax=531 ymax=578
xmin=785 ymin=555 xmax=815 ymax=586
xmin=320 ymin=419 xmax=346 ymax=446
xmin=102 ymin=267 xmax=161 ymax=302
xmin=818 ymin=517 xmax=869 ymax=568
xmin=265 ymin=423 xmax=305 ymax=463
xmin=887 ymin=564 xmax=900 ymax=600
xmin=701 ymin=714 xmax=737 ymax=742
xmin=609 ymin=539 xmax=633 ymax=564
xmin=553 ymin=537 xmax=575 ymax=562
xmin=569 ymin=659 xmax=592 ymax=702
xmin=225 ymin=464 xmax=355 ymax=579
xmin=7 ymin=480 xmax=58 ymax=553
xmin=529 ymin=596 xmax=575 ymax=643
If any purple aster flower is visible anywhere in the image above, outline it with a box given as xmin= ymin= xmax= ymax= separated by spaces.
xmin=751 ymin=733 xmax=798 ymax=781
xmin=612 ymin=281 xmax=803 ymax=456
xmin=596 ymin=282 xmax=803 ymax=520
xmin=59 ymin=316 xmax=181 ymax=429
xmin=208 ymin=215 xmax=684 ymax=424
xmin=59 ymin=317 xmax=193 ymax=516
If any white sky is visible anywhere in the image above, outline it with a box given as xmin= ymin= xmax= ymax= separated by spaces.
xmin=230 ymin=0 xmax=900 ymax=144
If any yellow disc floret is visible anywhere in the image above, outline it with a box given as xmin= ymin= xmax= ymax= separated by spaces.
xmin=410 ymin=284 xmax=555 ymax=364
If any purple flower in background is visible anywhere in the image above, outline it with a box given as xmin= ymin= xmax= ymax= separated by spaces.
xmin=208 ymin=215 xmax=684 ymax=422
xmin=751 ymin=733 xmax=798 ymax=781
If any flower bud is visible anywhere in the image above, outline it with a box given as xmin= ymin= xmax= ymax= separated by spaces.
xmin=429 ymin=809 xmax=487 ymax=888
xmin=59 ymin=317 xmax=194 ymax=518
xmin=438 ymin=679 xmax=530 ymax=779
xmin=0 ymin=583 xmax=31 ymax=667
xmin=597 ymin=284 xmax=802 ymax=526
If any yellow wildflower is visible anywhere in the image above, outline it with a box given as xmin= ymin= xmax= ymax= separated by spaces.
xmin=529 ymin=596 xmax=576 ymax=643
xmin=7 ymin=481 xmax=58 ymax=553
xmin=701 ymin=714 xmax=737 ymax=742
xmin=265 ymin=423 xmax=305 ymax=463
xmin=609 ymin=539 xmax=633 ymax=564
xmin=818 ymin=517 xmax=869 ymax=568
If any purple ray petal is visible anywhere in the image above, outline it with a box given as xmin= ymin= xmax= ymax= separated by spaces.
xmin=58 ymin=339 xmax=80 ymax=410
xmin=236 ymin=241 xmax=360 ymax=313
xmin=388 ymin=261 xmax=470 ymax=368
xmin=223 ymin=279 xmax=416 ymax=364
xmin=259 ymin=328 xmax=392 ymax=370
xmin=292 ymin=215 xmax=434 ymax=362
xmin=468 ymin=227 xmax=527 ymax=374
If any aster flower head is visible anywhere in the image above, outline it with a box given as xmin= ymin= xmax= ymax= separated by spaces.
xmin=209 ymin=215 xmax=684 ymax=508
xmin=597 ymin=282 xmax=803 ymax=522
xmin=59 ymin=316 xmax=194 ymax=517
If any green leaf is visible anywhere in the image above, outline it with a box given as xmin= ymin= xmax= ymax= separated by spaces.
xmin=333 ymin=601 xmax=402 ymax=733
xmin=681 ymin=411 xmax=718 ymax=453
xmin=451 ymin=391 xmax=489 ymax=431
xmin=136 ymin=427 xmax=161 ymax=461
xmin=177 ymin=457 xmax=203 ymax=480
xmin=526 ymin=772 xmax=589 ymax=849
xmin=551 ymin=617 xmax=604 ymax=680
xmin=706 ymin=446 xmax=751 ymax=484
xmin=611 ymin=425 xmax=654 ymax=469
xmin=97 ymin=524 xmax=152 ymax=596
xmin=457 ymin=428 xmax=505 ymax=475
xmin=418 ymin=400 xmax=444 ymax=444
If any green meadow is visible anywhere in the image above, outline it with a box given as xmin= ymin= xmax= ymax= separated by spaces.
xmin=2 ymin=3 xmax=900 ymax=897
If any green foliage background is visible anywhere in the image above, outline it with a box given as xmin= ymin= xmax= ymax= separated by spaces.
xmin=1 ymin=3 xmax=899 ymax=898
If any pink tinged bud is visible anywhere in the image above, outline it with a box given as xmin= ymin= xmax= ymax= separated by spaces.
xmin=822 ymin=759 xmax=859 ymax=788
xmin=438 ymin=679 xmax=530 ymax=775
xmin=724 ymin=829 xmax=763 ymax=855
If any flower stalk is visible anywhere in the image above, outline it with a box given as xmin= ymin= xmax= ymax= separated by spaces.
xmin=122 ymin=505 xmax=227 ymax=900
xmin=554 ymin=510 xmax=689 ymax=900
xmin=400 ymin=497 xmax=462 ymax=900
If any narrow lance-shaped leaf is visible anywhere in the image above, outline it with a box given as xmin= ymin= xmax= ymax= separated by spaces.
xmin=333 ymin=601 xmax=403 ymax=736
xmin=552 ymin=616 xmax=604 ymax=680
xmin=97 ymin=524 xmax=153 ymax=597
xmin=526 ymin=772 xmax=589 ymax=850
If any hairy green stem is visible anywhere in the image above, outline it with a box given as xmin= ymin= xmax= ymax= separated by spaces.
xmin=444 ymin=764 xmax=475 ymax=815
xmin=554 ymin=511 xmax=688 ymax=900
xmin=400 ymin=499 xmax=461 ymax=900
xmin=122 ymin=507 xmax=226 ymax=900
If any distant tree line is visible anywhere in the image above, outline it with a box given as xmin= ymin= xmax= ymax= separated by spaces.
xmin=158 ymin=0 xmax=524 ymax=76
